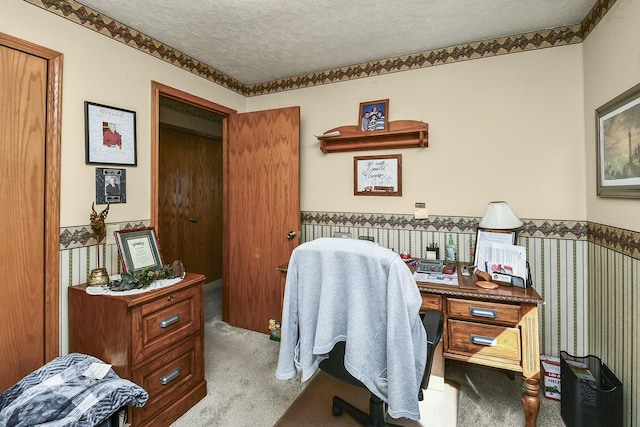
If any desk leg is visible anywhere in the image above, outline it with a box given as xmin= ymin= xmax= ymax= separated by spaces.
xmin=523 ymin=375 xmax=540 ymax=427
xmin=520 ymin=303 xmax=541 ymax=427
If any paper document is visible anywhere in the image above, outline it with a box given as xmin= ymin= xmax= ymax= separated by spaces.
xmin=314 ymin=130 xmax=341 ymax=138
xmin=413 ymin=272 xmax=458 ymax=286
xmin=481 ymin=242 xmax=527 ymax=280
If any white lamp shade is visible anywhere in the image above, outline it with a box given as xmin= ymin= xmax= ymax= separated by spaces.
xmin=479 ymin=201 xmax=523 ymax=229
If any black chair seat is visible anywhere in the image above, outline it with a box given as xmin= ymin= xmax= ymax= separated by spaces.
xmin=319 ymin=309 xmax=444 ymax=426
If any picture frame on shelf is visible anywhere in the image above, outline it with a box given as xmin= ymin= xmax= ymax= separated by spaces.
xmin=95 ymin=167 xmax=126 ymax=204
xmin=85 ymin=101 xmax=137 ymax=166
xmin=359 ymin=99 xmax=389 ymax=132
xmin=354 ymin=154 xmax=402 ymax=196
xmin=596 ymin=82 xmax=640 ymax=198
xmin=114 ymin=227 xmax=163 ymax=273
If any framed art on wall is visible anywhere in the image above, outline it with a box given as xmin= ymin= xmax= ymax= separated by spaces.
xmin=359 ymin=99 xmax=389 ymax=132
xmin=114 ymin=227 xmax=163 ymax=273
xmin=95 ymin=167 xmax=126 ymax=204
xmin=596 ymin=82 xmax=640 ymax=198
xmin=354 ymin=154 xmax=402 ymax=196
xmin=85 ymin=101 xmax=137 ymax=166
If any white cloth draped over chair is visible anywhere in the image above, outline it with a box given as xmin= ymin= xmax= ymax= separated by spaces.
xmin=276 ymin=237 xmax=428 ymax=421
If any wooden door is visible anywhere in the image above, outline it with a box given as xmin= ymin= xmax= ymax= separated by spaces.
xmin=225 ymin=107 xmax=300 ymax=333
xmin=158 ymin=125 xmax=223 ymax=282
xmin=0 ymin=34 xmax=61 ymax=391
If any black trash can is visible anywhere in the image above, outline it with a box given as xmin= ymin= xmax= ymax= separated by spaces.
xmin=560 ymin=351 xmax=622 ymax=427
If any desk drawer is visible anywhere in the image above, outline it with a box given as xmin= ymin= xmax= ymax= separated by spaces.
xmin=132 ymin=285 xmax=202 ymax=365
xmin=447 ymin=319 xmax=521 ymax=363
xmin=447 ymin=298 xmax=521 ymax=326
xmin=421 ymin=294 xmax=442 ymax=311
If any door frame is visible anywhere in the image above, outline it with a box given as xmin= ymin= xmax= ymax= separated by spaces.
xmin=150 ymin=82 xmax=236 ymax=317
xmin=0 ymin=33 xmax=62 ymax=360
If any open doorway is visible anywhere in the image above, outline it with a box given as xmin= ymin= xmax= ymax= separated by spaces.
xmin=153 ymin=83 xmax=235 ymax=321
xmin=158 ymin=96 xmax=223 ymax=284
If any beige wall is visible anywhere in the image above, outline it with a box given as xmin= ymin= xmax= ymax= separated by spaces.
xmin=583 ymin=0 xmax=640 ymax=232
xmin=248 ymin=45 xmax=586 ymax=221
xmin=3 ymin=0 xmax=246 ymax=227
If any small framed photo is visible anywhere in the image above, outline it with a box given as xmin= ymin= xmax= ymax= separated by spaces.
xmin=115 ymin=227 xmax=163 ymax=273
xmin=359 ymin=99 xmax=389 ymax=132
xmin=95 ymin=168 xmax=126 ymax=204
xmin=596 ymin=82 xmax=640 ymax=198
xmin=85 ymin=101 xmax=137 ymax=166
xmin=354 ymin=154 xmax=402 ymax=196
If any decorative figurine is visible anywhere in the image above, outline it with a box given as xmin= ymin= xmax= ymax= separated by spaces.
xmin=269 ymin=319 xmax=281 ymax=341
xmin=88 ymin=202 xmax=110 ymax=286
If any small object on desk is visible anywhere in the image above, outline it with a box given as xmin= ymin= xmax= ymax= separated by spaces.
xmin=476 ymin=280 xmax=499 ymax=289
xmin=416 ymin=258 xmax=443 ymax=273
xmin=461 ymin=265 xmax=470 ymax=276
xmin=475 ymin=269 xmax=492 ymax=282
xmin=400 ymin=251 xmax=412 ymax=260
xmin=442 ymin=264 xmax=456 ymax=275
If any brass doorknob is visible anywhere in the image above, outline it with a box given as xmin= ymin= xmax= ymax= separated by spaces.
xmin=189 ymin=217 xmax=198 ymax=223
xmin=286 ymin=230 xmax=296 ymax=240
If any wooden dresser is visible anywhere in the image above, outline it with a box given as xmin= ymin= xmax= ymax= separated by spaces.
xmin=68 ymin=273 xmax=207 ymax=427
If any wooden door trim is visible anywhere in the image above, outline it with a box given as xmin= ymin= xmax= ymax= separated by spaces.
xmin=151 ymin=82 xmax=236 ymax=320
xmin=0 ymin=32 xmax=62 ymax=361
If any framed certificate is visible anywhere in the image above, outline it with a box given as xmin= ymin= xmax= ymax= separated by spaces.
xmin=115 ymin=227 xmax=163 ymax=273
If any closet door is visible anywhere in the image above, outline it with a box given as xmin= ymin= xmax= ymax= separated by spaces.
xmin=0 ymin=34 xmax=61 ymax=391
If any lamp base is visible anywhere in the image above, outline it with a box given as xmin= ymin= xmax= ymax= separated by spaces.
xmin=87 ymin=267 xmax=110 ymax=286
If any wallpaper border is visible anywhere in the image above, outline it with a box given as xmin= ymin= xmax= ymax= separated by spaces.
xmin=24 ymin=0 xmax=616 ymax=96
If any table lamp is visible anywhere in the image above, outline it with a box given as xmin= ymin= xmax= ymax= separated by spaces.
xmin=479 ymin=201 xmax=522 ymax=230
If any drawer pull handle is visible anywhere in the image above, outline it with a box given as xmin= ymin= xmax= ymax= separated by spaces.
xmin=160 ymin=314 xmax=180 ymax=328
xmin=470 ymin=334 xmax=497 ymax=347
xmin=160 ymin=368 xmax=181 ymax=385
xmin=469 ymin=307 xmax=497 ymax=318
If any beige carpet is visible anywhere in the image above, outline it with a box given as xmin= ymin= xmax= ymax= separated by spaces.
xmin=275 ymin=371 xmax=459 ymax=426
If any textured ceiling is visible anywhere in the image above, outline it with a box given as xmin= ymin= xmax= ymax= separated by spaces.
xmin=75 ymin=0 xmax=596 ymax=85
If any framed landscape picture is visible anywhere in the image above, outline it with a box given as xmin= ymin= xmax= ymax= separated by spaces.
xmin=596 ymin=82 xmax=640 ymax=198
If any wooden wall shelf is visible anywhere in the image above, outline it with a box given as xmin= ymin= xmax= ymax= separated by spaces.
xmin=318 ymin=120 xmax=428 ymax=153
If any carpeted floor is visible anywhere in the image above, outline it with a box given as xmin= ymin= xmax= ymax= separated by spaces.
xmin=170 ymin=280 xmax=565 ymax=426
xmin=275 ymin=370 xmax=459 ymax=426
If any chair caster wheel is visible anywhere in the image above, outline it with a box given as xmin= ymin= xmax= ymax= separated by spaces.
xmin=332 ymin=405 xmax=343 ymax=416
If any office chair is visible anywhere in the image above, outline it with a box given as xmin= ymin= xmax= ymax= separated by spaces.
xmin=319 ymin=309 xmax=444 ymax=426
xmin=276 ymin=237 xmax=445 ymax=426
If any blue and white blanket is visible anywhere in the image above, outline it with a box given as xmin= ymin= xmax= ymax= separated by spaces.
xmin=0 ymin=353 xmax=148 ymax=427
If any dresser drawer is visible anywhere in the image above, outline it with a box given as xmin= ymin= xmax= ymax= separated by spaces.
xmin=132 ymin=335 xmax=204 ymax=424
xmin=447 ymin=319 xmax=521 ymax=363
xmin=421 ymin=294 xmax=442 ymax=311
xmin=447 ymin=298 xmax=521 ymax=326
xmin=132 ymin=285 xmax=202 ymax=365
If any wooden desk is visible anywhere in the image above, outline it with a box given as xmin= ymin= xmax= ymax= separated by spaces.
xmin=415 ymin=265 xmax=544 ymax=427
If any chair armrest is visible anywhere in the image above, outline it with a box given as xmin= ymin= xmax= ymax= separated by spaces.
xmin=421 ymin=309 xmax=444 ymax=391
xmin=423 ymin=309 xmax=444 ymax=348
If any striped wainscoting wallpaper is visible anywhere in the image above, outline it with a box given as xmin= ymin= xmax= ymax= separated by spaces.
xmin=59 ymin=220 xmax=149 ymax=287
xmin=60 ymin=213 xmax=639 ymax=426
xmin=300 ymin=211 xmax=590 ymax=358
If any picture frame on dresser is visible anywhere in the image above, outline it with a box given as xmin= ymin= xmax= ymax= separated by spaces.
xmin=114 ymin=227 xmax=163 ymax=273
xmin=596 ymin=82 xmax=640 ymax=198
